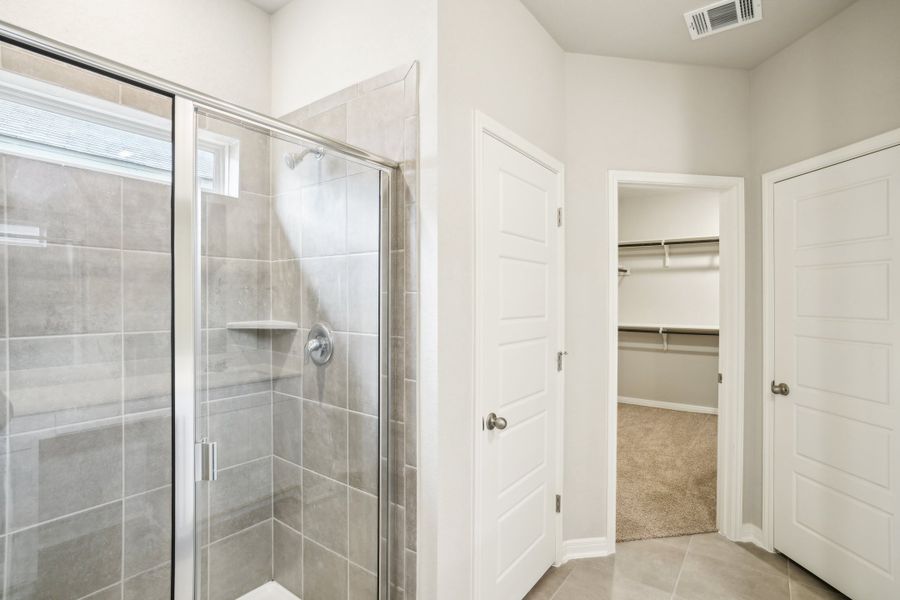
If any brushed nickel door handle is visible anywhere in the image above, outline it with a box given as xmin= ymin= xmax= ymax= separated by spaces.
xmin=486 ymin=412 xmax=508 ymax=430
xmin=771 ymin=381 xmax=790 ymax=396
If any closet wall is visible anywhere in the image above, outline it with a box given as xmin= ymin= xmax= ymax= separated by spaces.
xmin=618 ymin=185 xmax=720 ymax=411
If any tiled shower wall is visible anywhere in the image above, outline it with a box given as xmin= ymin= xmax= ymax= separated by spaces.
xmin=198 ymin=111 xmax=386 ymax=600
xmin=0 ymin=42 xmax=174 ymax=600
xmin=281 ymin=63 xmax=420 ymax=600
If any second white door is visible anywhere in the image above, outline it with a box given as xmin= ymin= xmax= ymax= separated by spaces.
xmin=773 ymin=144 xmax=900 ymax=600
xmin=477 ymin=129 xmax=562 ymax=600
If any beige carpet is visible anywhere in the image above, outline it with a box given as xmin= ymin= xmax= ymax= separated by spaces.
xmin=616 ymin=403 xmax=718 ymax=542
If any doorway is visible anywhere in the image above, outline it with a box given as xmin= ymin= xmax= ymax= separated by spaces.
xmin=607 ymin=172 xmax=745 ymax=547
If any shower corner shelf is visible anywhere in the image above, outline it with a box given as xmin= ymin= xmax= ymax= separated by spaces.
xmin=226 ymin=320 xmax=299 ymax=331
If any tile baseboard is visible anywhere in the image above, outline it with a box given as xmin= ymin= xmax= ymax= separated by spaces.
xmin=559 ymin=537 xmax=613 ymax=564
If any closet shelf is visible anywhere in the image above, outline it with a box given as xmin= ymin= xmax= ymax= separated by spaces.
xmin=618 ymin=323 xmax=719 ymax=336
xmin=226 ymin=320 xmax=299 ymax=331
xmin=618 ymin=235 xmax=719 ymax=249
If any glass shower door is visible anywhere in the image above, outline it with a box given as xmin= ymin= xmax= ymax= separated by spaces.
xmin=0 ymin=41 xmax=174 ymax=599
xmin=192 ymin=110 xmax=386 ymax=600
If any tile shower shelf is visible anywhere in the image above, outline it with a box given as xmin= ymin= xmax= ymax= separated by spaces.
xmin=226 ymin=320 xmax=299 ymax=331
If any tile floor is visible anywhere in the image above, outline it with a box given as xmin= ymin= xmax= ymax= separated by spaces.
xmin=525 ymin=533 xmax=849 ymax=600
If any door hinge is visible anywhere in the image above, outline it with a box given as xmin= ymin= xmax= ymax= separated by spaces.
xmin=718 ymin=372 xmax=723 ymax=383
xmin=555 ymin=494 xmax=561 ymax=513
xmin=557 ymin=351 xmax=568 ymax=371
xmin=557 ymin=207 xmax=563 ymax=227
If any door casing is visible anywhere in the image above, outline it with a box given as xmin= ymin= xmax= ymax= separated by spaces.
xmin=761 ymin=127 xmax=900 ymax=551
xmin=471 ymin=111 xmax=566 ymax=599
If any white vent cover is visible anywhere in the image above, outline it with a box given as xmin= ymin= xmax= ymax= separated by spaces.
xmin=685 ymin=0 xmax=762 ymax=40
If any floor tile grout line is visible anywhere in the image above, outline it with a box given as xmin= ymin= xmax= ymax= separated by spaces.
xmin=669 ymin=534 xmax=693 ymax=600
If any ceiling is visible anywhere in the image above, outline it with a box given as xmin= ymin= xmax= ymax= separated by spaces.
xmin=245 ymin=0 xmax=292 ymax=14
xmin=519 ymin=0 xmax=855 ymax=69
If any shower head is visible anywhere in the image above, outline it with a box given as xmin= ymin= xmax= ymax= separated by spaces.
xmin=284 ymin=146 xmax=325 ymax=169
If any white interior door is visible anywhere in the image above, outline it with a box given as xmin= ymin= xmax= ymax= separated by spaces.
xmin=773 ymin=144 xmax=900 ymax=600
xmin=477 ymin=131 xmax=560 ymax=600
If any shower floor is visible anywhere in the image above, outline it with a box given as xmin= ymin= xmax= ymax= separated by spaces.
xmin=237 ymin=581 xmax=300 ymax=600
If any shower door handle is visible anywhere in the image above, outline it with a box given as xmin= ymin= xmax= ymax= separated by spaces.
xmin=196 ymin=441 xmax=218 ymax=481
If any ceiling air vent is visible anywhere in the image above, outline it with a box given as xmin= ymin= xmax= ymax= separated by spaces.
xmin=685 ymin=0 xmax=762 ymax=40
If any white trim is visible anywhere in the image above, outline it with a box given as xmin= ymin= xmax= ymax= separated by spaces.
xmin=618 ymin=395 xmax=718 ymax=415
xmin=608 ymin=170 xmax=746 ymax=548
xmin=472 ymin=111 xmax=566 ymax=598
xmin=760 ymin=126 xmax=900 ymax=553
xmin=558 ymin=537 xmax=613 ymax=564
xmin=740 ymin=523 xmax=767 ymax=551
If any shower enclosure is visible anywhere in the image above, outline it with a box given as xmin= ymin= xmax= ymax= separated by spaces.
xmin=0 ymin=25 xmax=395 ymax=600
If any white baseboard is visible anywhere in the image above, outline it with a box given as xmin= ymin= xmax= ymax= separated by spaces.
xmin=618 ymin=395 xmax=718 ymax=415
xmin=559 ymin=537 xmax=613 ymax=564
xmin=739 ymin=523 xmax=770 ymax=551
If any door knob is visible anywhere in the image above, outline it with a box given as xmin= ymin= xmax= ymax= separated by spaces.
xmin=771 ymin=381 xmax=790 ymax=396
xmin=486 ymin=412 xmax=508 ymax=431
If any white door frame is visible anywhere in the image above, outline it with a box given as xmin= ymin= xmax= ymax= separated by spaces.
xmin=472 ymin=111 xmax=567 ymax=597
xmin=607 ymin=170 xmax=746 ymax=546
xmin=760 ymin=127 xmax=900 ymax=552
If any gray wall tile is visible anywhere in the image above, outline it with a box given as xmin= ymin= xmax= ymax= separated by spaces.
xmin=205 ymin=329 xmax=272 ymax=399
xmin=8 ymin=502 xmax=122 ymax=600
xmin=271 ymin=189 xmax=302 ymax=260
xmin=303 ymin=469 xmax=348 ymax=555
xmin=9 ymin=419 xmax=122 ymax=529
xmin=349 ymin=253 xmax=379 ymax=334
xmin=272 ymin=333 xmax=303 ymax=397
xmin=209 ymin=457 xmax=272 ymax=542
xmin=9 ymin=334 xmax=122 ymax=433
xmin=272 ymin=259 xmax=302 ymax=323
xmin=123 ymin=179 xmax=171 ymax=253
xmin=9 ymin=245 xmax=121 ymax=336
xmin=348 ymin=171 xmax=381 ymax=254
xmin=273 ymin=457 xmax=302 ymax=532
xmin=300 ymin=178 xmax=347 ymax=257
xmin=120 ymin=84 xmax=172 ymax=118
xmin=300 ymin=256 xmax=348 ymax=331
xmin=208 ymin=392 xmax=272 ymax=469
xmin=124 ymin=411 xmax=172 ymax=496
xmin=349 ymin=412 xmax=379 ymax=495
xmin=6 ymin=157 xmax=121 ymax=248
xmin=347 ymin=80 xmax=406 ymax=161
xmin=208 ymin=520 xmax=272 ymax=600
xmin=124 ymin=332 xmax=171 ymax=414
xmin=124 ymin=564 xmax=171 ymax=600
xmin=206 ymin=258 xmax=271 ymax=328
xmin=123 ymin=486 xmax=171 ymax=577
xmin=405 ymin=468 xmax=417 ymax=551
xmin=123 ymin=251 xmax=171 ymax=331
xmin=349 ymin=488 xmax=378 ymax=572
xmin=350 ymin=563 xmax=378 ymax=600
xmin=1 ymin=46 xmax=120 ymax=101
xmin=348 ymin=334 xmax=379 ymax=416
xmin=304 ymin=538 xmax=348 ymax=600
xmin=205 ymin=192 xmax=270 ymax=260
xmin=302 ymin=400 xmax=348 ymax=482
xmin=273 ymin=393 xmax=302 ymax=464
xmin=274 ymin=520 xmax=303 ymax=597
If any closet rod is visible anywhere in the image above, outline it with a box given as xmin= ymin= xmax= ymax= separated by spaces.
xmin=618 ymin=326 xmax=719 ymax=337
xmin=618 ymin=236 xmax=719 ymax=249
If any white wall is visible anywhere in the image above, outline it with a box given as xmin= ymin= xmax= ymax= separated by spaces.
xmin=742 ymin=0 xmax=900 ymax=527
xmin=269 ymin=0 xmax=435 ymax=116
xmin=564 ymin=54 xmax=750 ymax=541
xmin=434 ymin=0 xmax=565 ymax=596
xmin=0 ymin=0 xmax=272 ymax=113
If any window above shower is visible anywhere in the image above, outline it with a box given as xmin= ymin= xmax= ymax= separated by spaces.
xmin=0 ymin=67 xmax=231 ymax=191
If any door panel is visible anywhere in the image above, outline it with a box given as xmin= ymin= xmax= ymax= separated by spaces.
xmin=479 ymin=133 xmax=560 ymax=600
xmin=773 ymin=144 xmax=900 ymax=600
